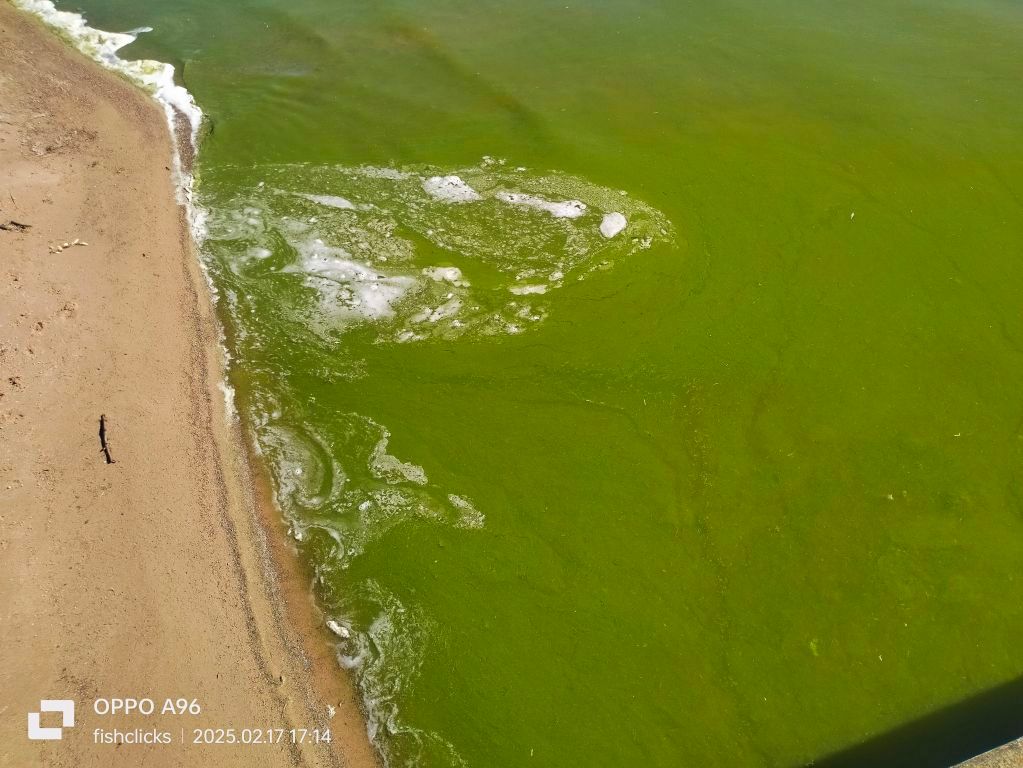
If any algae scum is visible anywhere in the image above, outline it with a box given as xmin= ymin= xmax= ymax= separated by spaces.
xmin=60 ymin=0 xmax=1023 ymax=764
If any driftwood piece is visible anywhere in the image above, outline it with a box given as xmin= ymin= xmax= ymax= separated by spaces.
xmin=98 ymin=414 xmax=115 ymax=464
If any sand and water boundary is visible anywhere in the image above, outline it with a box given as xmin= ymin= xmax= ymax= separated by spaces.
xmin=0 ymin=4 xmax=378 ymax=766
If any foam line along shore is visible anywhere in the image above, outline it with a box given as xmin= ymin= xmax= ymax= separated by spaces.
xmin=0 ymin=3 xmax=380 ymax=766
xmin=10 ymin=0 xmax=1023 ymax=766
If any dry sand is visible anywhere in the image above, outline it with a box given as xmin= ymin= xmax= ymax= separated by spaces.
xmin=0 ymin=5 xmax=379 ymax=767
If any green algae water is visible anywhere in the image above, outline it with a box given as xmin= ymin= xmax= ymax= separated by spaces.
xmin=36 ymin=0 xmax=1023 ymax=764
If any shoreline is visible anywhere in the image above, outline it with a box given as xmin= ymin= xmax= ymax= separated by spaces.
xmin=237 ymin=413 xmax=381 ymax=768
xmin=0 ymin=4 xmax=378 ymax=766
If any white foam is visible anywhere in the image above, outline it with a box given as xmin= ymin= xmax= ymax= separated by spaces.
xmin=508 ymin=284 xmax=548 ymax=295
xmin=326 ymin=620 xmax=351 ymax=639
xmin=600 ymin=212 xmax=628 ymax=238
xmin=339 ymin=581 xmax=470 ymax=768
xmin=448 ymin=494 xmax=485 ymax=529
xmin=423 ymin=266 xmax=465 ymax=284
xmin=205 ymin=161 xmax=675 ymax=343
xmin=422 ymin=175 xmax=481 ymax=203
xmin=11 ymin=2 xmax=220 ymax=391
xmin=217 ymin=380 xmax=237 ymax=422
xmin=301 ymin=193 xmax=359 ymax=210
xmin=412 ymin=297 xmax=462 ymax=324
xmin=495 ymin=191 xmax=587 ymax=219
xmin=13 ymin=0 xmax=203 ymax=151
xmin=356 ymin=166 xmax=411 ymax=181
xmin=286 ymin=240 xmax=415 ymax=321
xmin=369 ymin=427 xmax=428 ymax=485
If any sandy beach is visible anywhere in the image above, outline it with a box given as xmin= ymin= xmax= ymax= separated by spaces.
xmin=0 ymin=5 xmax=378 ymax=766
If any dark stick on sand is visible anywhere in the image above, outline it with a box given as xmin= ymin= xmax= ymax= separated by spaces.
xmin=98 ymin=414 xmax=115 ymax=464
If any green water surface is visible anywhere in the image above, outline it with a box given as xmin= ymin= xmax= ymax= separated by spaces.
xmin=62 ymin=0 xmax=1023 ymax=765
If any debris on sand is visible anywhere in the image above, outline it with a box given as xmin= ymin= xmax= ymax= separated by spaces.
xmin=48 ymin=238 xmax=88 ymax=253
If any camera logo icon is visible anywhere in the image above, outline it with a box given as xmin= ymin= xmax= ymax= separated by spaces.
xmin=27 ymin=700 xmax=75 ymax=740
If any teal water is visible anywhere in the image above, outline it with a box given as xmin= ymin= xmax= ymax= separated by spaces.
xmin=48 ymin=0 xmax=1023 ymax=765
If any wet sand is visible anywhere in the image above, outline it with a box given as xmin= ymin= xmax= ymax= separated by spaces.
xmin=0 ymin=5 xmax=377 ymax=766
